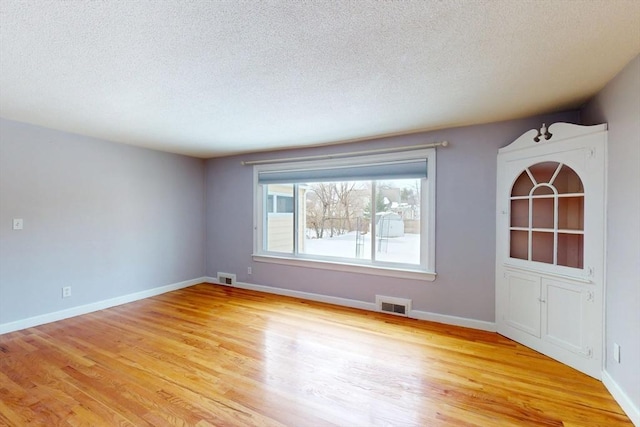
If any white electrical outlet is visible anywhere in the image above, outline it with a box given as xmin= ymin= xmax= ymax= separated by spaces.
xmin=62 ymin=286 xmax=72 ymax=298
xmin=613 ymin=343 xmax=621 ymax=363
xmin=13 ymin=218 xmax=23 ymax=230
xmin=247 ymin=266 xmax=252 ymax=275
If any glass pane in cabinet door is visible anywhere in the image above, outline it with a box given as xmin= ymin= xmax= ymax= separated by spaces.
xmin=529 ymin=162 xmax=560 ymax=185
xmin=510 ymin=199 xmax=529 ymax=228
xmin=553 ymin=165 xmax=584 ymax=194
xmin=532 ymin=196 xmax=554 ymax=229
xmin=510 ymin=230 xmax=528 ymax=260
xmin=531 ymin=231 xmax=554 ymax=264
xmin=532 ymin=185 xmax=554 ymax=195
xmin=557 ymin=233 xmax=584 ymax=269
xmin=558 ymin=197 xmax=584 ymax=230
xmin=511 ymin=171 xmax=534 ymax=196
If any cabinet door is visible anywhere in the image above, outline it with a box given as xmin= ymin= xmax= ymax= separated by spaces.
xmin=542 ymin=279 xmax=591 ymax=356
xmin=504 ymin=271 xmax=541 ymax=338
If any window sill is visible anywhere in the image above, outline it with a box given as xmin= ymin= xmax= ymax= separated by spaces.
xmin=252 ymin=254 xmax=436 ymax=281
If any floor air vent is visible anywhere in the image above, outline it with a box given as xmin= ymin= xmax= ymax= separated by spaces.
xmin=376 ymin=295 xmax=411 ymax=317
xmin=217 ymin=272 xmax=236 ymax=286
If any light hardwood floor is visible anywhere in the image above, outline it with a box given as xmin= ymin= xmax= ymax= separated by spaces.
xmin=0 ymin=283 xmax=631 ymax=426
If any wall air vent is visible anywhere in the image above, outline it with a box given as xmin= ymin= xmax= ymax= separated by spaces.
xmin=217 ymin=272 xmax=236 ymax=286
xmin=376 ymin=295 xmax=411 ymax=317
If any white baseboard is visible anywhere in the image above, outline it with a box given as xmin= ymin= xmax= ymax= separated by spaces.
xmin=208 ymin=278 xmax=376 ymax=312
xmin=410 ymin=309 xmax=496 ymax=332
xmin=205 ymin=277 xmax=496 ymax=332
xmin=602 ymin=369 xmax=640 ymax=426
xmin=0 ymin=277 xmax=206 ymax=335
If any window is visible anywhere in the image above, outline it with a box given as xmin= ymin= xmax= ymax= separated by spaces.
xmin=253 ymin=149 xmax=436 ymax=280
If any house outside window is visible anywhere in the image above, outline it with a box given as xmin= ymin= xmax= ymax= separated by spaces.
xmin=265 ymin=184 xmax=306 ymax=253
xmin=253 ymin=149 xmax=436 ymax=280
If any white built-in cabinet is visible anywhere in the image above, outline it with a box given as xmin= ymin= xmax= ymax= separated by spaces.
xmin=496 ymin=122 xmax=606 ymax=379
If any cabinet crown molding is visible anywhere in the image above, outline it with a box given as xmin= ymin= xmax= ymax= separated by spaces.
xmin=499 ymin=122 xmax=607 ymax=154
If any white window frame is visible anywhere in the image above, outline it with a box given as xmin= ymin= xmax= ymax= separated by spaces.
xmin=252 ymin=149 xmax=437 ymax=281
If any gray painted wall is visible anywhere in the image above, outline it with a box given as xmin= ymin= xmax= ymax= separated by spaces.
xmin=582 ymin=56 xmax=640 ymax=410
xmin=0 ymin=119 xmax=206 ymax=324
xmin=205 ymin=111 xmax=579 ymax=322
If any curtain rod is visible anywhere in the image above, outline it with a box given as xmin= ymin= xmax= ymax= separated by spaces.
xmin=241 ymin=140 xmax=449 ymax=166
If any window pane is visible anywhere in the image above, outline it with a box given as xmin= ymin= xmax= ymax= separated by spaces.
xmin=265 ymin=179 xmax=423 ymax=265
xmin=532 ymin=196 xmax=554 ymax=229
xmin=531 ymin=231 xmax=554 ymax=264
xmin=277 ymin=195 xmax=293 ymax=213
xmin=532 ymin=186 xmax=554 ymax=196
xmin=512 ymin=171 xmax=534 ymax=196
xmin=510 ymin=230 xmax=528 ymax=260
xmin=558 ymin=196 xmax=584 ymax=230
xmin=510 ymin=199 xmax=528 ymax=228
xmin=302 ymin=181 xmax=372 ymax=260
xmin=375 ymin=179 xmax=421 ymax=265
xmin=557 ymin=233 xmax=584 ymax=269
xmin=265 ymin=184 xmax=294 ymax=253
xmin=553 ymin=165 xmax=583 ymax=194
xmin=529 ymin=162 xmax=560 ymax=185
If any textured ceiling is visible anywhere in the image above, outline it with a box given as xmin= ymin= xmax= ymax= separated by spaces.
xmin=1 ymin=1 xmax=639 ymax=158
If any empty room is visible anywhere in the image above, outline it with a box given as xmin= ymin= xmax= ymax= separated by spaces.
xmin=1 ymin=1 xmax=639 ymax=426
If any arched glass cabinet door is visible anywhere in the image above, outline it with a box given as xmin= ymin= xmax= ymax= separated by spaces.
xmin=509 ymin=161 xmax=584 ymax=269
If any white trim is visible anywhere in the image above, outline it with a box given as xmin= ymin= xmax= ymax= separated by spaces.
xmin=503 ymin=263 xmax=593 ymax=284
xmin=209 ymin=277 xmax=376 ymax=311
xmin=252 ymin=254 xmax=437 ymax=281
xmin=602 ymin=370 xmax=640 ymax=426
xmin=0 ymin=277 xmax=205 ymax=335
xmin=206 ymin=278 xmax=495 ymax=332
xmin=498 ymin=123 xmax=607 ymax=154
xmin=410 ymin=309 xmax=496 ymax=332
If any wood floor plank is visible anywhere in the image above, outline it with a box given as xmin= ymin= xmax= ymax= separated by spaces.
xmin=0 ymin=283 xmax=632 ymax=426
